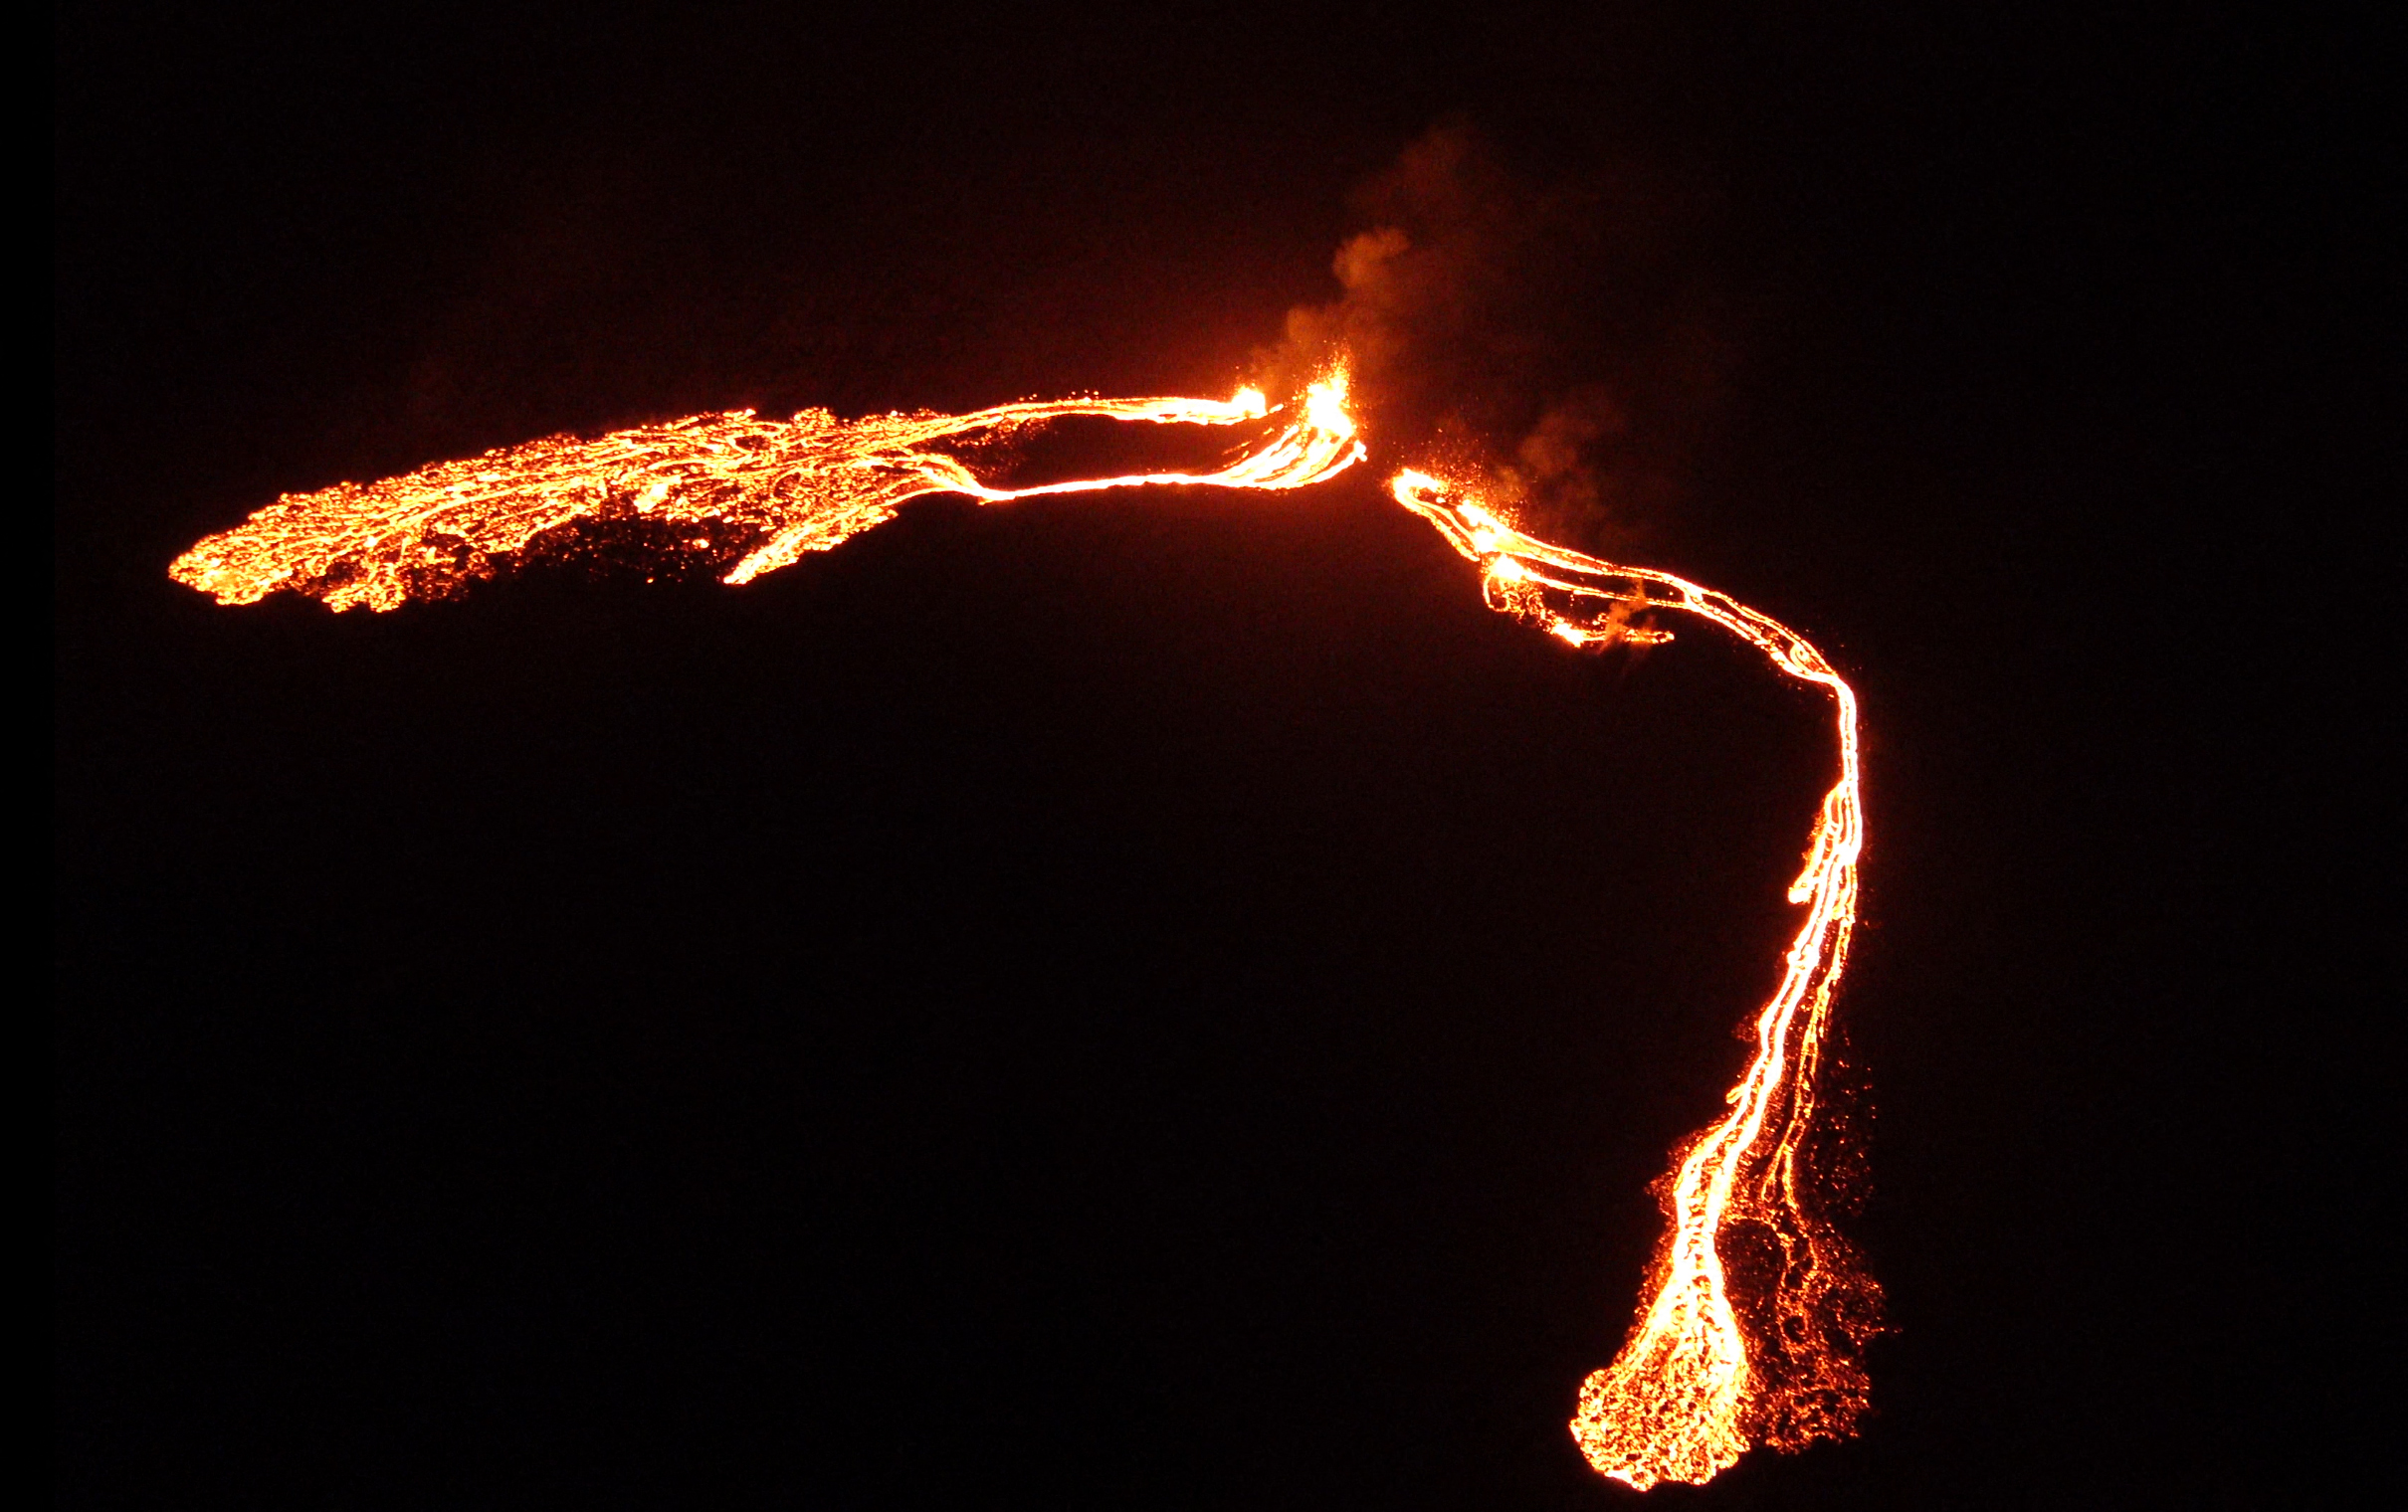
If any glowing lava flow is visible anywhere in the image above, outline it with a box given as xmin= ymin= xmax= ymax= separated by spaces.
xmin=167 ymin=373 xmax=1880 ymax=1492
xmin=170 ymin=379 xmax=1362 ymax=611
xmin=1391 ymin=471 xmax=1879 ymax=1490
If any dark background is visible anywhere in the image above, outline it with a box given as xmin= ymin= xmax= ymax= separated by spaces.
xmin=57 ymin=3 xmax=2377 ymax=1508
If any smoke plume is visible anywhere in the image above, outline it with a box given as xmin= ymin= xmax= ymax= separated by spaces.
xmin=1265 ymin=122 xmax=1731 ymax=551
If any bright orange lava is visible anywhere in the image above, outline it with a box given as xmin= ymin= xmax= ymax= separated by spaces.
xmin=170 ymin=378 xmax=1360 ymax=611
xmin=1390 ymin=471 xmax=1879 ymax=1489
xmin=168 ymin=373 xmax=1877 ymax=1491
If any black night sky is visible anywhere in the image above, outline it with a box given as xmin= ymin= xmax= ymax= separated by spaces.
xmin=56 ymin=5 xmax=2375 ymax=1508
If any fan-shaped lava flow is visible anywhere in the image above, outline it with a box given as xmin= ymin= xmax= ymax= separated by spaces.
xmin=169 ymin=377 xmax=1360 ymax=612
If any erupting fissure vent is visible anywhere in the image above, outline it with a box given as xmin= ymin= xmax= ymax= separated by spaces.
xmin=171 ymin=367 xmax=1878 ymax=1491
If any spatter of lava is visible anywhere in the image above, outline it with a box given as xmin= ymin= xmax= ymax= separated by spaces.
xmin=170 ymin=372 xmax=1879 ymax=1491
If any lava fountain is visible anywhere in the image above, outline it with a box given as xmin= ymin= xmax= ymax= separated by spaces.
xmin=169 ymin=368 xmax=1879 ymax=1490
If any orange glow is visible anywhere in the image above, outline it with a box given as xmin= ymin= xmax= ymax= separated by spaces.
xmin=1391 ymin=470 xmax=1878 ymax=1490
xmin=169 ymin=376 xmax=1361 ymax=611
xmin=168 ymin=372 xmax=1878 ymax=1493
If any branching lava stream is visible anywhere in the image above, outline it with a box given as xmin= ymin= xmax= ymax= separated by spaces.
xmin=170 ymin=371 xmax=1878 ymax=1491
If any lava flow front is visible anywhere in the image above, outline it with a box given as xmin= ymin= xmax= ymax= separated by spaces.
xmin=1391 ymin=471 xmax=1881 ymax=1489
xmin=169 ymin=371 xmax=1878 ymax=1491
